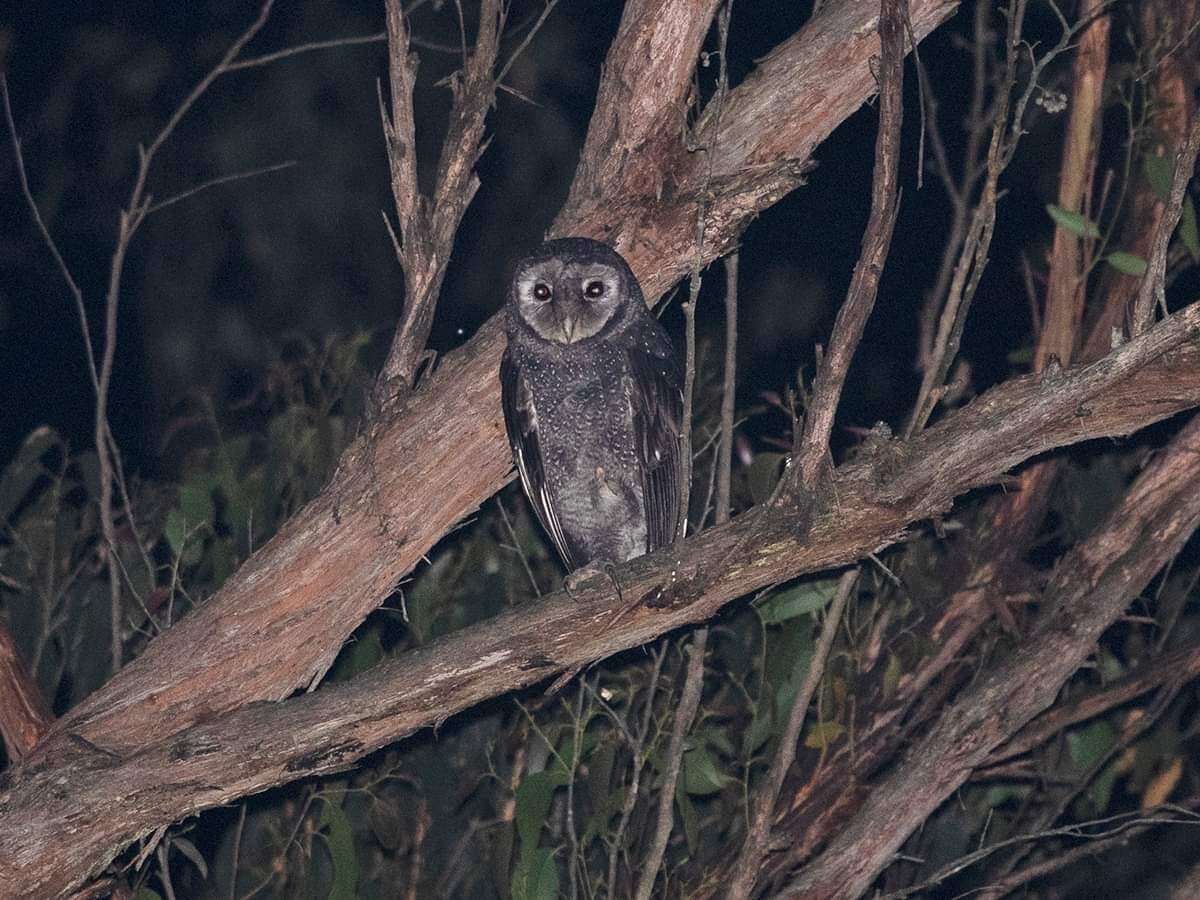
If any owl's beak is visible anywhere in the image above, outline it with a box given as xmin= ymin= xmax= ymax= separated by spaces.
xmin=561 ymin=315 xmax=581 ymax=344
xmin=549 ymin=303 xmax=581 ymax=344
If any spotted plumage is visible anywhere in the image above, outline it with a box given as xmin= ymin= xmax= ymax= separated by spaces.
xmin=500 ymin=238 xmax=683 ymax=571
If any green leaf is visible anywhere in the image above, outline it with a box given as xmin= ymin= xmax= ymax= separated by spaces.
xmin=164 ymin=508 xmax=185 ymax=557
xmin=327 ymin=625 xmax=385 ymax=682
xmin=511 ymin=847 xmax=559 ymax=900
xmin=514 ymin=771 xmax=561 ymax=856
xmin=1088 ymin=758 xmax=1120 ymax=814
xmin=319 ymin=797 xmax=359 ymax=900
xmin=742 ymin=695 xmax=775 ymax=756
xmin=683 ymin=746 xmax=732 ymax=795
xmin=985 ymin=784 xmax=1030 ymax=808
xmin=804 ymin=721 xmax=845 ymax=749
xmin=1181 ymin=196 xmax=1200 ymax=262
xmin=1067 ymin=720 xmax=1117 ymax=773
xmin=1104 ymin=252 xmax=1147 ymax=276
xmin=1046 ymin=204 xmax=1100 ymax=238
xmin=1143 ymin=153 xmax=1173 ymax=199
xmin=134 ymin=890 xmax=163 ymax=900
xmin=756 ymin=577 xmax=839 ymax=625
xmin=178 ymin=479 xmax=215 ymax=527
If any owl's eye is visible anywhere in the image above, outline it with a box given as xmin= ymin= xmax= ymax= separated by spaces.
xmin=532 ymin=283 xmax=552 ymax=301
xmin=584 ymin=280 xmax=607 ymax=299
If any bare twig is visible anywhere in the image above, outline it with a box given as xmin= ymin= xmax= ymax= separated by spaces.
xmin=1131 ymin=118 xmax=1200 ymax=334
xmin=877 ymin=803 xmax=1200 ymax=899
xmin=606 ymin=645 xmax=666 ymax=896
xmin=793 ymin=0 xmax=904 ymax=488
xmin=715 ymin=253 xmax=738 ymax=526
xmin=377 ymin=0 xmax=504 ymax=394
xmin=226 ymin=32 xmax=386 ymax=72
xmin=146 ymin=161 xmax=296 ymax=215
xmin=634 ymin=628 xmax=708 ymax=900
xmin=904 ymin=0 xmax=1095 ymax=436
xmin=724 ymin=569 xmax=858 ymax=900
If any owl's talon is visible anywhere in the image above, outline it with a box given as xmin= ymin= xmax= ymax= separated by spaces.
xmin=564 ymin=562 xmax=623 ymax=604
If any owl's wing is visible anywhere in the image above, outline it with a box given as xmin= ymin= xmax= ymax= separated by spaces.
xmin=627 ymin=322 xmax=684 ymax=552
xmin=500 ymin=349 xmax=580 ymax=570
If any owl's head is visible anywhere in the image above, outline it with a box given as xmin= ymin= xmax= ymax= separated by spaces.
xmin=509 ymin=238 xmax=643 ymax=345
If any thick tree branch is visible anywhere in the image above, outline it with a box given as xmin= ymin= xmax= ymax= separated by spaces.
xmin=42 ymin=0 xmax=960 ymax=760
xmin=2 ymin=300 xmax=1198 ymax=897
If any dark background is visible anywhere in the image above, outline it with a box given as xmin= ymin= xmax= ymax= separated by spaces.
xmin=0 ymin=0 xmax=1080 ymax=477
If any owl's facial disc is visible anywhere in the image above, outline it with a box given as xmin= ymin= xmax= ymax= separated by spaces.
xmin=516 ymin=261 xmax=623 ymax=344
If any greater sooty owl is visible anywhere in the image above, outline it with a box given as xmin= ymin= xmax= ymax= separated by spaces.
xmin=500 ymin=238 xmax=683 ymax=572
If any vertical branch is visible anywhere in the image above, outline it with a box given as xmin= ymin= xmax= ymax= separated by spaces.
xmin=633 ymin=630 xmax=707 ymax=900
xmin=638 ymin=7 xmax=734 ymax=896
xmin=378 ymin=0 xmax=504 ymax=394
xmin=1039 ymin=0 xmax=1111 ymax=368
xmin=793 ymin=0 xmax=904 ymax=489
xmin=724 ymin=569 xmax=858 ymax=900
xmin=714 ymin=253 xmax=738 ymax=526
xmin=1131 ymin=118 xmax=1200 ymax=334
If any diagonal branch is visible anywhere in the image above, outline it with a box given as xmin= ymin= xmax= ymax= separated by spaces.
xmin=794 ymin=0 xmax=905 ymax=490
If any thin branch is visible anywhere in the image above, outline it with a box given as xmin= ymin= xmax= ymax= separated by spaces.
xmin=377 ymin=0 xmax=503 ymax=392
xmin=724 ymin=569 xmax=858 ymax=900
xmin=1 ymin=75 xmax=99 ymax=395
xmin=877 ymin=803 xmax=1200 ymax=899
xmin=96 ymin=0 xmax=277 ymax=675
xmin=225 ymin=32 xmax=386 ymax=72
xmin=715 ymin=253 xmax=738 ymax=526
xmin=793 ymin=0 xmax=905 ymax=488
xmin=634 ymin=629 xmax=708 ymax=900
xmin=606 ymin=644 xmax=667 ymax=896
xmin=146 ymin=161 xmax=296 ymax=215
xmin=1131 ymin=118 xmax=1200 ymax=334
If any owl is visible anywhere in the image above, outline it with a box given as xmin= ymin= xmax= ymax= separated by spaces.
xmin=500 ymin=238 xmax=683 ymax=573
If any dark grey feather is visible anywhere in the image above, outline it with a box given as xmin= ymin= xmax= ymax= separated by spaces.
xmin=500 ymin=238 xmax=683 ymax=571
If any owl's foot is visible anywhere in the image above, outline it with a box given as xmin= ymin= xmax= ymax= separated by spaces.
xmin=563 ymin=561 xmax=623 ymax=604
